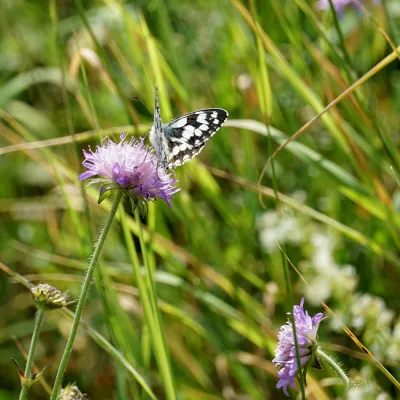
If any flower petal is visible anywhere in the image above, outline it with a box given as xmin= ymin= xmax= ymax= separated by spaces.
xmin=78 ymin=170 xmax=97 ymax=181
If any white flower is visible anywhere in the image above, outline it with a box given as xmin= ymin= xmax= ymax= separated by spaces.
xmin=257 ymin=210 xmax=303 ymax=253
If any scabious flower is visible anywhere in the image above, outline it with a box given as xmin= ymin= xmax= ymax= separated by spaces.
xmin=257 ymin=209 xmax=304 ymax=253
xmin=316 ymin=0 xmax=380 ymax=15
xmin=78 ymin=135 xmax=179 ymax=208
xmin=304 ymin=232 xmax=358 ymax=307
xmin=273 ymin=299 xmax=324 ymax=396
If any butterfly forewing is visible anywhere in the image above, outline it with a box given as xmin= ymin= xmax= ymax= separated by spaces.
xmin=164 ymin=109 xmax=228 ymax=168
xmin=150 ymin=85 xmax=169 ymax=166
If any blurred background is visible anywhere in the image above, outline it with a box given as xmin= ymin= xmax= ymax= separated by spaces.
xmin=1 ymin=0 xmax=400 ymax=398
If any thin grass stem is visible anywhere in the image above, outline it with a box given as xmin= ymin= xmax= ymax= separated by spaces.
xmin=327 ymin=0 xmax=354 ymax=72
xmin=134 ymin=208 xmax=177 ymax=400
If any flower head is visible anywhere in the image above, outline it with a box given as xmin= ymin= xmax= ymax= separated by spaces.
xmin=316 ymin=0 xmax=379 ymax=15
xmin=57 ymin=383 xmax=87 ymax=400
xmin=78 ymin=135 xmax=179 ymax=208
xmin=273 ymin=298 xmax=324 ymax=396
xmin=30 ymin=283 xmax=68 ymax=310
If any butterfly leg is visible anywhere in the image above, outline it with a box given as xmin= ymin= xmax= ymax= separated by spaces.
xmin=155 ymin=157 xmax=169 ymax=179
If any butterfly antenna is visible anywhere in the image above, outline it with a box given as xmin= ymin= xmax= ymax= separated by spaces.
xmin=133 ymin=83 xmax=159 ymax=118
xmin=132 ymin=96 xmax=152 ymax=117
xmin=132 ymin=96 xmax=153 ymax=141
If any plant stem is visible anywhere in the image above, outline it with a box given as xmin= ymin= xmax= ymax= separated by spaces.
xmin=279 ymin=249 xmax=306 ymax=400
xmin=327 ymin=0 xmax=354 ymax=74
xmin=316 ymin=347 xmax=349 ymax=391
xmin=132 ymin=208 xmax=177 ymax=400
xmin=50 ymin=191 xmax=123 ymax=399
xmin=19 ymin=309 xmax=45 ymax=400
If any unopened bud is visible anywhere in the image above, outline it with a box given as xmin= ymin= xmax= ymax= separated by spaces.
xmin=30 ymin=283 xmax=68 ymax=310
xmin=58 ymin=384 xmax=87 ymax=400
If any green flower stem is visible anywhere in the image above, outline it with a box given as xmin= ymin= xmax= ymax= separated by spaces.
xmin=316 ymin=347 xmax=349 ymax=391
xmin=128 ymin=208 xmax=177 ymax=400
xmin=279 ymin=249 xmax=306 ymax=400
xmin=19 ymin=309 xmax=45 ymax=400
xmin=50 ymin=191 xmax=123 ymax=400
xmin=327 ymin=0 xmax=354 ymax=73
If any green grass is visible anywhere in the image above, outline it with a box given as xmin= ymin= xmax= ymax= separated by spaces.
xmin=1 ymin=0 xmax=400 ymax=398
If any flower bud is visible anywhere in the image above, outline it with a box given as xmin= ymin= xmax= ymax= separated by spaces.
xmin=57 ymin=384 xmax=87 ymax=400
xmin=30 ymin=283 xmax=68 ymax=310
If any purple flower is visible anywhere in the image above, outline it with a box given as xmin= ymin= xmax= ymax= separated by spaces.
xmin=78 ymin=135 xmax=180 ymax=208
xmin=273 ymin=298 xmax=324 ymax=396
xmin=316 ymin=0 xmax=379 ymax=15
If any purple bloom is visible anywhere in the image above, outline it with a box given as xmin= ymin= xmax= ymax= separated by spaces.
xmin=78 ymin=135 xmax=180 ymax=207
xmin=316 ymin=0 xmax=379 ymax=15
xmin=273 ymin=298 xmax=324 ymax=396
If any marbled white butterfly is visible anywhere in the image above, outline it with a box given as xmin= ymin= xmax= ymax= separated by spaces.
xmin=149 ymin=85 xmax=228 ymax=169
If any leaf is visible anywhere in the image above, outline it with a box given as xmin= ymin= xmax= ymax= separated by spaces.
xmin=98 ymin=184 xmax=117 ymax=204
xmin=0 ymin=68 xmax=72 ymax=107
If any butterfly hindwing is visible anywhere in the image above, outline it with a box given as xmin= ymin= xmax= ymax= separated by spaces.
xmin=149 ymin=85 xmax=229 ymax=169
xmin=164 ymin=109 xmax=228 ymax=167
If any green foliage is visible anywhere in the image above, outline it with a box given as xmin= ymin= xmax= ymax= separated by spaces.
xmin=1 ymin=0 xmax=400 ymax=398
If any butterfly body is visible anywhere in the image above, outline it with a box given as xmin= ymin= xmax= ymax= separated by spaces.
xmin=150 ymin=86 xmax=228 ymax=169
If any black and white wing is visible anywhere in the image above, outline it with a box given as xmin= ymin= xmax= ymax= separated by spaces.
xmin=164 ymin=109 xmax=228 ymax=168
xmin=149 ymin=85 xmax=229 ymax=169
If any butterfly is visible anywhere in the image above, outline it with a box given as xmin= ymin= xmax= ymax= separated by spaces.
xmin=149 ymin=85 xmax=228 ymax=170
